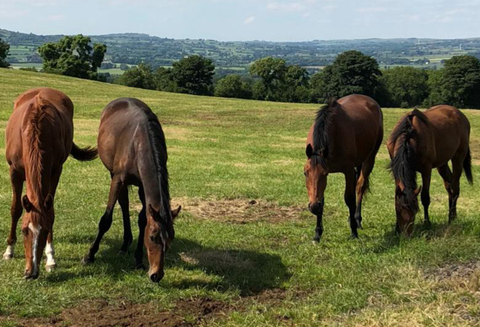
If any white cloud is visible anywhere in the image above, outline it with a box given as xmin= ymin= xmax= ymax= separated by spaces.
xmin=244 ymin=16 xmax=255 ymax=24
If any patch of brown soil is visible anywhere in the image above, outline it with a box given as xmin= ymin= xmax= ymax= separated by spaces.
xmin=1 ymin=297 xmax=233 ymax=327
xmin=427 ymin=261 xmax=480 ymax=281
xmin=170 ymin=198 xmax=306 ymax=224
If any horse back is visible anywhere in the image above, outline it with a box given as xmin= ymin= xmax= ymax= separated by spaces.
xmin=6 ymin=88 xmax=74 ymax=169
xmin=97 ymin=98 xmax=157 ymax=180
xmin=334 ymin=95 xmax=383 ymax=166
xmin=422 ymin=105 xmax=470 ymax=167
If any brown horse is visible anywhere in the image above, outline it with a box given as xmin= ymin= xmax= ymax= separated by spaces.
xmin=82 ymin=98 xmax=180 ymax=283
xmin=304 ymin=95 xmax=383 ymax=241
xmin=387 ymin=106 xmax=473 ymax=235
xmin=4 ymin=87 xmax=97 ymax=279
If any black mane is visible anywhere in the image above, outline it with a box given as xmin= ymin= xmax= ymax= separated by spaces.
xmin=312 ymin=98 xmax=339 ymax=167
xmin=389 ymin=109 xmax=429 ymax=212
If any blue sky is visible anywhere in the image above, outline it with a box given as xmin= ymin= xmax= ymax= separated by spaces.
xmin=0 ymin=0 xmax=479 ymax=41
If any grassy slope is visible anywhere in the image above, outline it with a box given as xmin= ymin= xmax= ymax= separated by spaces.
xmin=0 ymin=69 xmax=480 ymax=326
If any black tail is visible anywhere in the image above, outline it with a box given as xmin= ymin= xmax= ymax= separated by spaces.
xmin=70 ymin=143 xmax=98 ymax=161
xmin=464 ymin=147 xmax=473 ymax=185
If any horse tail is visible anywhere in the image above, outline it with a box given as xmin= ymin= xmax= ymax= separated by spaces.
xmin=463 ymin=147 xmax=473 ymax=185
xmin=70 ymin=143 xmax=98 ymax=161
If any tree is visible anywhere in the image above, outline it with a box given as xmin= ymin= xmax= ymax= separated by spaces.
xmin=154 ymin=67 xmax=175 ymax=92
xmin=249 ymin=57 xmax=288 ymax=101
xmin=38 ymin=35 xmax=106 ymax=80
xmin=117 ymin=63 xmax=156 ymax=89
xmin=311 ymin=50 xmax=382 ymax=102
xmin=423 ymin=70 xmax=445 ymax=107
xmin=170 ymin=55 xmax=215 ymax=95
xmin=0 ymin=38 xmax=10 ymax=68
xmin=214 ymin=75 xmax=252 ymax=99
xmin=380 ymin=67 xmax=429 ymax=107
xmin=441 ymin=55 xmax=480 ymax=108
xmin=283 ymin=65 xmax=310 ymax=103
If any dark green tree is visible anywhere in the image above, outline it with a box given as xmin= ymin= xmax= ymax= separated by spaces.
xmin=170 ymin=55 xmax=215 ymax=95
xmin=38 ymin=35 xmax=106 ymax=80
xmin=117 ymin=63 xmax=156 ymax=89
xmin=283 ymin=65 xmax=310 ymax=103
xmin=441 ymin=55 xmax=480 ymax=108
xmin=380 ymin=67 xmax=429 ymax=107
xmin=423 ymin=70 xmax=445 ymax=107
xmin=154 ymin=67 xmax=175 ymax=92
xmin=0 ymin=38 xmax=10 ymax=68
xmin=214 ymin=75 xmax=252 ymax=99
xmin=249 ymin=57 xmax=288 ymax=101
xmin=312 ymin=50 xmax=382 ymax=101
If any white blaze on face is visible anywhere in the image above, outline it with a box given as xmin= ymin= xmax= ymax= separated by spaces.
xmin=28 ymin=222 xmax=41 ymax=276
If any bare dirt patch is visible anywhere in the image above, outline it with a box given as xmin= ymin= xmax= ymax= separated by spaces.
xmin=1 ymin=297 xmax=233 ymax=327
xmin=171 ymin=198 xmax=306 ymax=224
xmin=426 ymin=261 xmax=480 ymax=282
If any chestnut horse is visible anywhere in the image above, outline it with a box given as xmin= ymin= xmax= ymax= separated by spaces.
xmin=82 ymin=98 xmax=180 ymax=283
xmin=304 ymin=95 xmax=383 ymax=242
xmin=387 ymin=106 xmax=472 ymax=235
xmin=4 ymin=87 xmax=97 ymax=279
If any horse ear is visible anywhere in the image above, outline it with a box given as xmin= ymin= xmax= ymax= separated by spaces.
xmin=22 ymin=195 xmax=33 ymax=213
xmin=44 ymin=194 xmax=54 ymax=211
xmin=414 ymin=186 xmax=422 ymax=196
xmin=171 ymin=206 xmax=182 ymax=220
xmin=306 ymin=144 xmax=313 ymax=158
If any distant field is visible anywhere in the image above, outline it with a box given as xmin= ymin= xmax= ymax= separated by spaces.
xmin=0 ymin=69 xmax=480 ymax=326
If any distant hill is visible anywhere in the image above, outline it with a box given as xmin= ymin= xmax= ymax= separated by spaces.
xmin=2 ymin=28 xmax=480 ymax=72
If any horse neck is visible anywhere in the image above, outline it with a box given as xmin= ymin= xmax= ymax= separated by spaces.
xmin=392 ymin=133 xmax=418 ymax=192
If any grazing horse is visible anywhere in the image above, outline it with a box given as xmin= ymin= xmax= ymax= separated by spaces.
xmin=82 ymin=98 xmax=180 ymax=283
xmin=387 ymin=106 xmax=472 ymax=235
xmin=4 ymin=87 xmax=97 ymax=279
xmin=304 ymin=95 xmax=383 ymax=242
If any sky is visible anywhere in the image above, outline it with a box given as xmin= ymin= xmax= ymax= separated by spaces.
xmin=0 ymin=0 xmax=479 ymax=42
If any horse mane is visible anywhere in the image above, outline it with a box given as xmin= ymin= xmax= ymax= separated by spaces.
xmin=23 ymin=96 xmax=55 ymax=220
xmin=312 ymin=97 xmax=339 ymax=167
xmin=144 ymin=108 xmax=172 ymax=227
xmin=389 ymin=109 xmax=429 ymax=212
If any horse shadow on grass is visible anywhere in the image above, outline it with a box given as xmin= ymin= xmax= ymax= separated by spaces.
xmin=46 ymin=235 xmax=290 ymax=296
xmin=367 ymin=216 xmax=478 ymax=254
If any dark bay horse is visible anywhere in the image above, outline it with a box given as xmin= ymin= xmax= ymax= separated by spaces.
xmin=82 ymin=98 xmax=180 ymax=283
xmin=304 ymin=95 xmax=383 ymax=241
xmin=4 ymin=87 xmax=97 ymax=279
xmin=387 ymin=106 xmax=472 ymax=235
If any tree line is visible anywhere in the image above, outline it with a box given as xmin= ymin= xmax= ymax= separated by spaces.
xmin=2 ymin=35 xmax=480 ymax=109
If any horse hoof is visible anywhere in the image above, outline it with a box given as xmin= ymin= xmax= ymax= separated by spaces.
xmin=350 ymin=234 xmax=359 ymax=240
xmin=81 ymin=255 xmax=94 ymax=265
xmin=45 ymin=264 xmax=56 ymax=273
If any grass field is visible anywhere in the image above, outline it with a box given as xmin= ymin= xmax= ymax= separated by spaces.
xmin=0 ymin=69 xmax=480 ymax=326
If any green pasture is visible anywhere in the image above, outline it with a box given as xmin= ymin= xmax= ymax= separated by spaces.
xmin=0 ymin=69 xmax=480 ymax=326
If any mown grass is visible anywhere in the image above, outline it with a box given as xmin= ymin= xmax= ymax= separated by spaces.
xmin=0 ymin=69 xmax=480 ymax=326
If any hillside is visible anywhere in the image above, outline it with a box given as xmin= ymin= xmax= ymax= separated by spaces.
xmin=1 ymin=69 xmax=480 ymax=326
xmin=2 ymin=28 xmax=480 ymax=72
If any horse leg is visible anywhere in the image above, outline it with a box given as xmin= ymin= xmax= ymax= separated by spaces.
xmin=135 ymin=186 xmax=146 ymax=269
xmin=354 ymin=155 xmax=375 ymax=229
xmin=437 ymin=164 xmax=454 ymax=218
xmin=449 ymin=157 xmax=464 ymax=223
xmin=118 ymin=187 xmax=133 ymax=254
xmin=345 ymin=169 xmax=358 ymax=238
xmin=44 ymin=167 xmax=61 ymax=272
xmin=3 ymin=167 xmax=24 ymax=260
xmin=83 ymin=175 xmax=123 ymax=264
xmin=313 ymin=196 xmax=324 ymax=242
xmin=420 ymin=169 xmax=432 ymax=227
